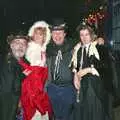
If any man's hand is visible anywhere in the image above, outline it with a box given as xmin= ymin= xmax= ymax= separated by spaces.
xmin=23 ymin=69 xmax=32 ymax=76
xmin=97 ymin=37 xmax=104 ymax=45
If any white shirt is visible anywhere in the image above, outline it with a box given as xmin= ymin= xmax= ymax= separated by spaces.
xmin=84 ymin=43 xmax=91 ymax=54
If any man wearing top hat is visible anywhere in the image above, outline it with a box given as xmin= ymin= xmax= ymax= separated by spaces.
xmin=46 ymin=18 xmax=76 ymax=120
xmin=0 ymin=33 xmax=29 ymax=120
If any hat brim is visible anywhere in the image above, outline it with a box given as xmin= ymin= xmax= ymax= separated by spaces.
xmin=7 ymin=35 xmax=30 ymax=44
xmin=49 ymin=23 xmax=67 ymax=31
xmin=49 ymin=26 xmax=66 ymax=31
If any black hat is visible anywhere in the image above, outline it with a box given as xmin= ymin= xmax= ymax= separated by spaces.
xmin=7 ymin=32 xmax=30 ymax=44
xmin=76 ymin=21 xmax=97 ymax=33
xmin=50 ymin=18 xmax=67 ymax=31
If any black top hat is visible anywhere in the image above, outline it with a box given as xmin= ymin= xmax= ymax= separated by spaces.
xmin=50 ymin=18 xmax=67 ymax=31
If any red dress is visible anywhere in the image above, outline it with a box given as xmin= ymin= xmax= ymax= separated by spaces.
xmin=19 ymin=59 xmax=52 ymax=120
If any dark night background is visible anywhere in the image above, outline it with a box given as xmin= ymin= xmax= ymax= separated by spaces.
xmin=0 ymin=0 xmax=107 ymax=52
xmin=0 ymin=0 xmax=106 ymax=35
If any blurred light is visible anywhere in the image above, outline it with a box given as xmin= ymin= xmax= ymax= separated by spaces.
xmin=110 ymin=40 xmax=113 ymax=46
xmin=99 ymin=6 xmax=103 ymax=10
xmin=22 ymin=22 xmax=25 ymax=25
xmin=89 ymin=14 xmax=92 ymax=17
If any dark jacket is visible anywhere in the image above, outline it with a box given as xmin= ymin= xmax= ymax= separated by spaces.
xmin=74 ymin=44 xmax=114 ymax=120
xmin=77 ymin=44 xmax=114 ymax=95
xmin=46 ymin=39 xmax=76 ymax=119
xmin=46 ymin=39 xmax=74 ymax=86
xmin=0 ymin=55 xmax=25 ymax=120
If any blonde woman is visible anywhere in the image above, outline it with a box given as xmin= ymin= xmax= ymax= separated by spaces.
xmin=19 ymin=21 xmax=52 ymax=120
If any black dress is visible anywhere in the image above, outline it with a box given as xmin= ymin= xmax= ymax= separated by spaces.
xmin=73 ymin=45 xmax=114 ymax=120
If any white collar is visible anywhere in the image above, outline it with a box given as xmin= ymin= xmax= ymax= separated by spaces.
xmin=83 ymin=43 xmax=91 ymax=53
xmin=84 ymin=43 xmax=91 ymax=48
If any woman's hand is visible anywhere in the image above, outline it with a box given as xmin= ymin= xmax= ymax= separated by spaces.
xmin=77 ymin=67 xmax=99 ymax=78
xmin=73 ymin=73 xmax=80 ymax=90
xmin=77 ymin=68 xmax=91 ymax=78
xmin=91 ymin=67 xmax=99 ymax=76
xmin=74 ymin=67 xmax=99 ymax=90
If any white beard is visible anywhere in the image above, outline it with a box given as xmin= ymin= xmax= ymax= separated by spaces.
xmin=12 ymin=49 xmax=25 ymax=59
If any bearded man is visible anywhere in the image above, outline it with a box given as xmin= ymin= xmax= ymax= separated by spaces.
xmin=0 ymin=34 xmax=29 ymax=120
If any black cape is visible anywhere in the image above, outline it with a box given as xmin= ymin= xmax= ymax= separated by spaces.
xmin=73 ymin=45 xmax=114 ymax=120
xmin=0 ymin=55 xmax=25 ymax=120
